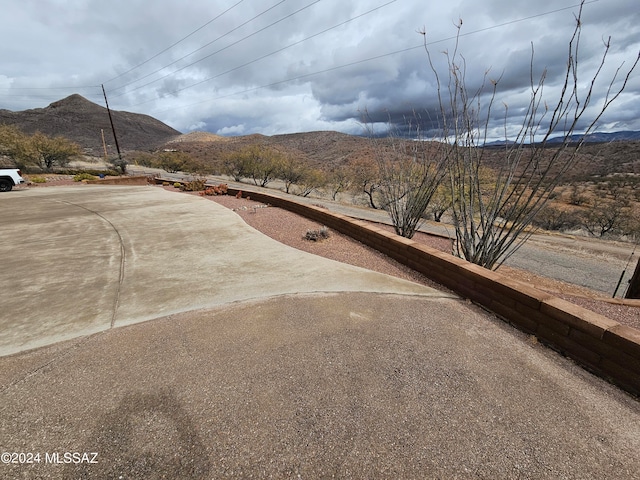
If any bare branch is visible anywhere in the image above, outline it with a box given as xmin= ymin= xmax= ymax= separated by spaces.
xmin=424 ymin=1 xmax=639 ymax=269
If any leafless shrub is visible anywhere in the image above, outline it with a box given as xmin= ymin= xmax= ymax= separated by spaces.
xmin=424 ymin=1 xmax=639 ymax=269
xmin=365 ymin=115 xmax=448 ymax=238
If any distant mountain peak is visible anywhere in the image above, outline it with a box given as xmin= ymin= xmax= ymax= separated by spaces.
xmin=0 ymin=94 xmax=181 ymax=153
xmin=48 ymin=94 xmax=100 ymax=110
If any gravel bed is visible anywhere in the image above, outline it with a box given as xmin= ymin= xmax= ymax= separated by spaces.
xmin=208 ymin=194 xmax=640 ymax=331
xmin=210 ymin=194 xmax=453 ymax=293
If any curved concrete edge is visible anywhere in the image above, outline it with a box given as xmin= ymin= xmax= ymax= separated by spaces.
xmin=219 ymin=185 xmax=640 ymax=398
xmin=0 ymin=186 xmax=451 ymax=357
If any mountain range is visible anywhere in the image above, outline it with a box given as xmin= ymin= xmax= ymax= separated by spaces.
xmin=2 ymin=95 xmax=640 ymax=164
xmin=485 ymin=131 xmax=640 ymax=147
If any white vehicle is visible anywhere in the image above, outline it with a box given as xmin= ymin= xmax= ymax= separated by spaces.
xmin=0 ymin=168 xmax=25 ymax=192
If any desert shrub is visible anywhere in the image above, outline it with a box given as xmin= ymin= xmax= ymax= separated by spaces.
xmin=304 ymin=226 xmax=330 ymax=241
xmin=568 ymin=185 xmax=588 ymax=206
xmin=198 ymin=183 xmax=228 ymax=196
xmin=173 ymin=182 xmax=182 ymax=188
xmin=182 ymin=178 xmax=206 ymax=191
xmin=581 ymin=197 xmax=633 ymax=237
xmin=532 ymin=205 xmax=582 ymax=232
xmin=73 ymin=173 xmax=98 ymax=182
xmin=29 ymin=176 xmax=46 ymax=183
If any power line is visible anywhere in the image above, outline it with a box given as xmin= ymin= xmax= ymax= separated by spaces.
xmin=3 ymin=0 xmax=600 ymax=112
xmin=1 ymin=1 xmax=288 ymax=103
xmin=0 ymin=85 xmax=100 ymax=91
xmin=1 ymin=0 xmax=388 ymax=105
xmin=108 ymin=0 xmax=290 ymax=94
xmin=452 ymin=0 xmax=599 ymax=39
xmin=132 ymin=0 xmax=398 ymax=104
xmin=147 ymin=1 xmax=599 ymax=116
xmin=149 ymin=45 xmax=422 ymax=116
xmin=104 ymin=0 xmax=245 ymax=84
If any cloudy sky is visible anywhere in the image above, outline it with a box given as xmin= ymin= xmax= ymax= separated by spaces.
xmin=1 ymin=0 xmax=638 ymax=139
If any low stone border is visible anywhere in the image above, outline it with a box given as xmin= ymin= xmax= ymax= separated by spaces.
xmin=223 ymin=186 xmax=640 ymax=397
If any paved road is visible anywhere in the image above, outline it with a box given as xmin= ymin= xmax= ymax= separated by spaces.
xmin=146 ymin=169 xmax=637 ymax=296
xmin=1 ymin=185 xmax=639 ymax=479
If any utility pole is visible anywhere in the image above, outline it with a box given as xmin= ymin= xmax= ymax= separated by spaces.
xmin=625 ymin=257 xmax=640 ymax=299
xmin=101 ymin=84 xmax=123 ymax=163
xmin=101 ymin=129 xmax=108 ymax=159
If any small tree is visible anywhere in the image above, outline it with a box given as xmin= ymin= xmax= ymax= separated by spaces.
xmin=279 ymin=154 xmax=307 ymax=194
xmin=428 ymin=184 xmax=453 ymax=222
xmin=30 ymin=132 xmax=82 ymax=170
xmin=367 ymin=120 xmax=448 ymax=238
xmin=157 ymin=151 xmax=192 ymax=173
xmin=248 ymin=146 xmax=283 ymax=188
xmin=326 ymin=165 xmax=353 ymax=200
xmin=0 ymin=124 xmax=32 ymax=169
xmin=568 ymin=185 xmax=588 ymax=206
xmin=0 ymin=124 xmax=24 ymax=155
xmin=347 ymin=157 xmax=381 ymax=209
xmin=582 ymin=195 xmax=632 ymax=237
xmin=294 ymin=168 xmax=326 ymax=197
xmin=222 ymin=150 xmax=248 ymax=181
xmin=532 ymin=204 xmax=577 ymax=232
xmin=425 ymin=1 xmax=639 ymax=269
xmin=224 ymin=145 xmax=282 ymax=187
xmin=127 ymin=151 xmax=156 ymax=168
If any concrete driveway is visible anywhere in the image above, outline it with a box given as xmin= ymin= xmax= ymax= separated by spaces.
xmin=1 ymin=185 xmax=639 ymax=479
xmin=1 ymin=185 xmax=444 ymax=356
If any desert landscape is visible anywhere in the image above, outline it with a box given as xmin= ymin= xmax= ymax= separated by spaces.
xmin=3 ymin=2 xmax=640 ymax=476
xmin=3 ymin=94 xmax=640 ymax=308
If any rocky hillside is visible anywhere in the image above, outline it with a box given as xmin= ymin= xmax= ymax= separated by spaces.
xmin=0 ymin=94 xmax=181 ymax=154
xmin=165 ymin=129 xmax=640 ymax=181
xmin=3 ymin=94 xmax=638 ymax=180
xmin=164 ymin=130 xmax=378 ymax=170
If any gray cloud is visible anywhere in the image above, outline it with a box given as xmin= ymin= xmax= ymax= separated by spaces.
xmin=1 ymin=0 xmax=638 ymax=140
